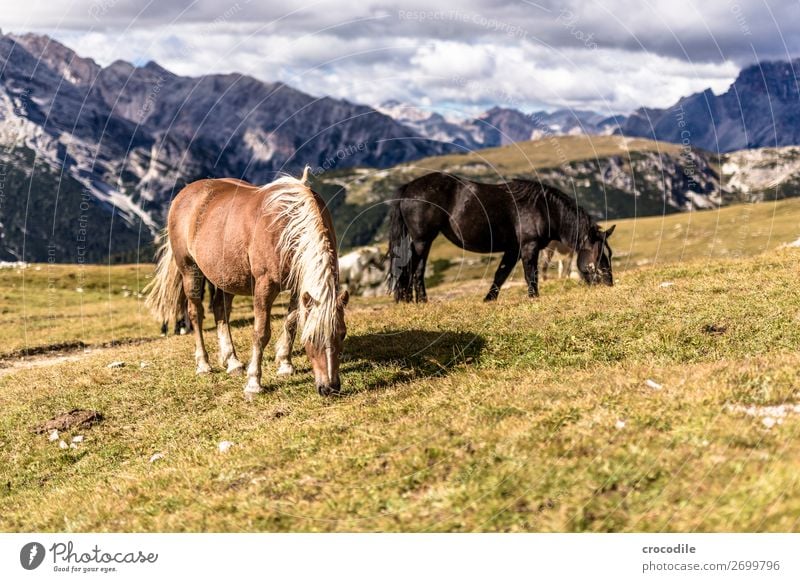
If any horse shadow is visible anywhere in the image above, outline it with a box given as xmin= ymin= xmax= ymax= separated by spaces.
xmin=268 ymin=329 xmax=484 ymax=395
xmin=340 ymin=329 xmax=485 ymax=394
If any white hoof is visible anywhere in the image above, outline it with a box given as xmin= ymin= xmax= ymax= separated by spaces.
xmin=244 ymin=378 xmax=263 ymax=394
xmin=196 ymin=361 xmax=212 ymax=375
xmin=226 ymin=360 xmax=245 ymax=375
xmin=276 ymin=362 xmax=294 ymax=376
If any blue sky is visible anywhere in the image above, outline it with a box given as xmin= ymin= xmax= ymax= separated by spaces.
xmin=4 ymin=0 xmax=798 ymax=116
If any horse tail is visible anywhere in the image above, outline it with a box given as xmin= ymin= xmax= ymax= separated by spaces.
xmin=387 ymin=191 xmax=413 ymax=302
xmin=144 ymin=230 xmax=184 ymax=324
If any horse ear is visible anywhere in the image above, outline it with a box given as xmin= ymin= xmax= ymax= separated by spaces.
xmin=302 ymin=292 xmax=316 ymax=310
xmin=605 ymin=224 xmax=616 ymax=238
xmin=338 ymin=290 xmax=350 ymax=308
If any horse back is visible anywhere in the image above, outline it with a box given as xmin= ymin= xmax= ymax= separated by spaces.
xmin=169 ymin=179 xmax=281 ymax=295
xmin=399 ymin=172 xmax=523 ymax=252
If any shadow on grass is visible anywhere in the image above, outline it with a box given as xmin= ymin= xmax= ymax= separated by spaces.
xmin=271 ymin=330 xmax=485 ymax=395
xmin=342 ymin=329 xmax=485 ymax=393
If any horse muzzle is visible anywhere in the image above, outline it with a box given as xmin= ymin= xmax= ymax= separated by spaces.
xmin=317 ymin=378 xmax=341 ymax=397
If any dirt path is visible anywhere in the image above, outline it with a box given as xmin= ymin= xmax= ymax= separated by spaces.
xmin=0 ymin=338 xmax=159 ymax=378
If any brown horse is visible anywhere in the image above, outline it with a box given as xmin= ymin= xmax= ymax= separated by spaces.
xmin=145 ymin=169 xmax=349 ymax=396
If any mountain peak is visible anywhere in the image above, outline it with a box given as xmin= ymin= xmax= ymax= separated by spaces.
xmin=8 ymin=31 xmax=100 ymax=85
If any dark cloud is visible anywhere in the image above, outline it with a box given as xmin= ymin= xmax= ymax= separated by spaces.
xmin=6 ymin=0 xmax=798 ymax=113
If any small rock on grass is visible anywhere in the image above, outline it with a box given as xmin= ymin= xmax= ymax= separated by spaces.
xmin=58 ymin=440 xmax=68 ymax=450
xmin=48 ymin=430 xmax=59 ymax=442
xmin=645 ymin=379 xmax=663 ymax=390
xmin=139 ymin=361 xmax=151 ymax=369
xmin=218 ymin=441 xmax=234 ymax=453
xmin=149 ymin=453 xmax=165 ymax=463
xmin=762 ymin=417 xmax=779 ymax=429
xmin=615 ymin=420 xmax=626 ymax=430
xmin=72 ymin=435 xmax=83 ymax=443
xmin=107 ymin=361 xmax=125 ymax=369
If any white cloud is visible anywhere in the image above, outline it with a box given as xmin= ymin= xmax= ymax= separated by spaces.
xmin=6 ymin=0 xmax=790 ymax=115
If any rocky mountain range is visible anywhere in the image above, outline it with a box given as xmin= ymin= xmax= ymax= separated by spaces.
xmin=0 ymin=32 xmax=454 ymax=262
xmin=376 ymin=100 xmax=625 ymax=151
xmin=618 ymin=59 xmax=800 ymax=152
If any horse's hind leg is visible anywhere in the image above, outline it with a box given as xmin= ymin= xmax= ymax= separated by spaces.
xmin=245 ymin=278 xmax=279 ymax=395
xmin=484 ymin=248 xmax=520 ymax=301
xmin=183 ymin=267 xmax=212 ymax=374
xmin=521 ymin=241 xmax=542 ymax=298
xmin=411 ymin=240 xmax=432 ymax=303
xmin=213 ymin=290 xmax=244 ymax=375
xmin=540 ymin=246 xmax=555 ymax=281
xmin=274 ymin=292 xmax=298 ymax=376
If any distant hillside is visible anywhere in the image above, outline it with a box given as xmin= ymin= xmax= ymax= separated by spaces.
xmin=376 ymin=101 xmax=625 ymax=150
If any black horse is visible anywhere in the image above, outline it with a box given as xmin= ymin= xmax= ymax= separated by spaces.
xmin=388 ymin=172 xmax=615 ymax=302
xmin=160 ymin=279 xmax=216 ymax=335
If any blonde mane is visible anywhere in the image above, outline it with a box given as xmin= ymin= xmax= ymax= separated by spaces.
xmin=261 ymin=167 xmax=338 ymax=349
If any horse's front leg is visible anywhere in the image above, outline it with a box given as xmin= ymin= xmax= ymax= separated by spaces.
xmin=521 ymin=241 xmax=541 ymax=298
xmin=244 ymin=279 xmax=279 ymax=395
xmin=274 ymin=292 xmax=298 ymax=376
xmin=540 ymin=246 xmax=554 ymax=282
xmin=484 ymin=248 xmax=520 ymax=301
xmin=212 ymin=290 xmax=244 ymax=375
xmin=412 ymin=240 xmax=432 ymax=303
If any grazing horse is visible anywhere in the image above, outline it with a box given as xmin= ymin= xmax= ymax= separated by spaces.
xmin=338 ymin=245 xmax=386 ymax=296
xmin=540 ymin=241 xmax=576 ymax=281
xmin=388 ymin=172 xmax=615 ymax=302
xmin=145 ymin=169 xmax=349 ymax=396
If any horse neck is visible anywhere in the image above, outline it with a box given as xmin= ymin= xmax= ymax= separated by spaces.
xmin=278 ymin=195 xmax=338 ymax=348
xmin=541 ymin=189 xmax=593 ymax=251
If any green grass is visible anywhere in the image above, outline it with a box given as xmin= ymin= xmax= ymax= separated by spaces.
xmin=2 ymin=198 xmax=800 ymax=532
xmin=411 ymin=135 xmax=684 ymax=176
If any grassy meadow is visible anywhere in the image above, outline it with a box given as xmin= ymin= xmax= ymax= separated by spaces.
xmin=1 ymin=198 xmax=800 ymax=532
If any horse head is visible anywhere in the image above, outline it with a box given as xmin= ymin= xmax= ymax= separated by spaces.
xmin=301 ymin=289 xmax=349 ymax=396
xmin=576 ymin=224 xmax=615 ymax=286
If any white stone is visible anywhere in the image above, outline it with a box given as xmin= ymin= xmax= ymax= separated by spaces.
xmin=218 ymin=441 xmax=234 ymax=453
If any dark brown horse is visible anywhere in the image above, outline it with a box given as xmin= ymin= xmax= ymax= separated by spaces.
xmin=388 ymin=172 xmax=615 ymax=302
xmin=146 ymin=169 xmax=349 ymax=396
